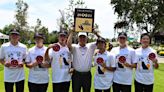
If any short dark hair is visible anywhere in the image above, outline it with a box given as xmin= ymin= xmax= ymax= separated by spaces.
xmin=140 ymin=33 xmax=151 ymax=40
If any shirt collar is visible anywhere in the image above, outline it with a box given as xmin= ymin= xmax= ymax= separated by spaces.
xmin=97 ymin=50 xmax=107 ymax=55
xmin=35 ymin=45 xmax=45 ymax=50
xmin=9 ymin=42 xmax=20 ymax=47
xmin=57 ymin=42 xmax=67 ymax=48
xmin=78 ymin=44 xmax=87 ymax=49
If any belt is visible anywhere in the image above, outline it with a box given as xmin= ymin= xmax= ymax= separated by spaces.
xmin=74 ymin=70 xmax=91 ymax=75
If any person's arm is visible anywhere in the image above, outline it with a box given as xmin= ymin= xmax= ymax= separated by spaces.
xmin=0 ymin=59 xmax=5 ymax=65
xmin=18 ymin=47 xmax=28 ymax=68
xmin=26 ymin=60 xmax=38 ymax=69
xmin=152 ymin=51 xmax=159 ymax=69
xmin=0 ymin=46 xmax=11 ymax=67
xmin=25 ymin=49 xmax=38 ymax=69
xmin=100 ymin=63 xmax=116 ymax=71
xmin=105 ymin=54 xmax=116 ymax=71
xmin=40 ymin=61 xmax=51 ymax=68
xmin=0 ymin=59 xmax=11 ymax=67
xmin=44 ymin=44 xmax=54 ymax=63
xmin=123 ymin=50 xmax=137 ymax=68
xmin=67 ymin=31 xmax=73 ymax=51
xmin=93 ymin=30 xmax=101 ymax=38
xmin=152 ymin=58 xmax=159 ymax=69
xmin=123 ymin=63 xmax=137 ymax=68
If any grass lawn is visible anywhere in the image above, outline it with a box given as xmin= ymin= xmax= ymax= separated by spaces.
xmin=0 ymin=64 xmax=164 ymax=92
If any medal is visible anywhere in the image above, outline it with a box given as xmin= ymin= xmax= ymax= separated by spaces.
xmin=36 ymin=55 xmax=43 ymax=64
xmin=118 ymin=56 xmax=126 ymax=63
xmin=148 ymin=53 xmax=156 ymax=60
xmin=11 ymin=60 xmax=18 ymax=67
xmin=53 ymin=44 xmax=60 ymax=52
xmin=96 ymin=57 xmax=104 ymax=64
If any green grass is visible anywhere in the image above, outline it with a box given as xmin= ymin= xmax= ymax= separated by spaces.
xmin=0 ymin=64 xmax=164 ymax=92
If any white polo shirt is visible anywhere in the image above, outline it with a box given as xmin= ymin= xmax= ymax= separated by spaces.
xmin=135 ymin=47 xmax=157 ymax=85
xmin=71 ymin=42 xmax=97 ymax=72
xmin=25 ymin=46 xmax=49 ymax=84
xmin=111 ymin=46 xmax=137 ymax=85
xmin=0 ymin=42 xmax=27 ymax=82
xmin=94 ymin=51 xmax=116 ymax=90
xmin=49 ymin=43 xmax=71 ymax=83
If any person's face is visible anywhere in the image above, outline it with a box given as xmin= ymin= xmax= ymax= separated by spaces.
xmin=78 ymin=35 xmax=87 ymax=45
xmin=58 ymin=34 xmax=67 ymax=44
xmin=35 ymin=37 xmax=44 ymax=45
xmin=97 ymin=41 xmax=106 ymax=50
xmin=140 ymin=35 xmax=150 ymax=47
xmin=118 ymin=36 xmax=127 ymax=45
xmin=10 ymin=33 xmax=20 ymax=42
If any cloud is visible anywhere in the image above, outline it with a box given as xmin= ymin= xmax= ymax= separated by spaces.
xmin=0 ymin=0 xmax=117 ymax=39
xmin=83 ymin=0 xmax=117 ymax=39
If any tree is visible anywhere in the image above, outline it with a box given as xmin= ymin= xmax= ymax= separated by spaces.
xmin=48 ymin=30 xmax=58 ymax=43
xmin=111 ymin=0 xmax=164 ymax=36
xmin=58 ymin=0 xmax=100 ymax=43
xmin=14 ymin=0 xmax=29 ymax=42
xmin=1 ymin=24 xmax=16 ymax=35
xmin=32 ymin=18 xmax=49 ymax=43
xmin=57 ymin=0 xmax=86 ymax=31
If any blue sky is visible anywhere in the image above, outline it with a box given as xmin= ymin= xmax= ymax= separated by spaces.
xmin=0 ymin=0 xmax=117 ymax=39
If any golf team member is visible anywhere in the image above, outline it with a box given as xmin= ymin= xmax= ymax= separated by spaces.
xmin=25 ymin=33 xmax=49 ymax=92
xmin=94 ymin=38 xmax=116 ymax=92
xmin=45 ymin=31 xmax=71 ymax=92
xmin=67 ymin=30 xmax=100 ymax=92
xmin=135 ymin=33 xmax=159 ymax=92
xmin=111 ymin=32 xmax=137 ymax=92
xmin=0 ymin=29 xmax=27 ymax=92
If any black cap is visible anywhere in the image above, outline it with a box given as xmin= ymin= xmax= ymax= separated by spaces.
xmin=96 ymin=37 xmax=106 ymax=43
xmin=10 ymin=29 xmax=20 ymax=35
xmin=118 ymin=32 xmax=127 ymax=38
xmin=58 ymin=31 xmax=68 ymax=36
xmin=34 ymin=33 xmax=45 ymax=39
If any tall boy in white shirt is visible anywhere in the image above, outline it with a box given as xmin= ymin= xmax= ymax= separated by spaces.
xmin=25 ymin=33 xmax=50 ymax=92
xmin=45 ymin=31 xmax=71 ymax=92
xmin=111 ymin=32 xmax=137 ymax=92
xmin=135 ymin=33 xmax=159 ymax=92
xmin=94 ymin=37 xmax=116 ymax=92
xmin=0 ymin=29 xmax=27 ymax=92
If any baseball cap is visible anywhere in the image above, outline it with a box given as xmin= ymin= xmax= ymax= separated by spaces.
xmin=118 ymin=32 xmax=127 ymax=38
xmin=58 ymin=31 xmax=68 ymax=36
xmin=78 ymin=32 xmax=87 ymax=37
xmin=34 ymin=33 xmax=45 ymax=39
xmin=10 ymin=29 xmax=20 ymax=35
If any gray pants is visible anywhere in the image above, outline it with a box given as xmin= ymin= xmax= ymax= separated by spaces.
xmin=72 ymin=70 xmax=91 ymax=92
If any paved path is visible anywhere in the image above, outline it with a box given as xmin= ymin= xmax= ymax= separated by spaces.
xmin=158 ymin=56 xmax=164 ymax=63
